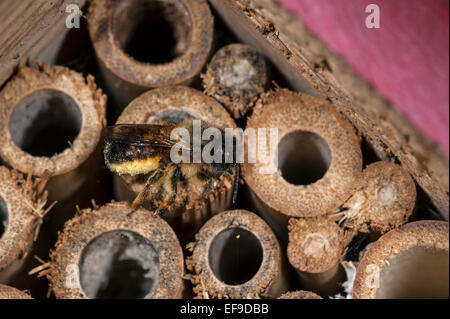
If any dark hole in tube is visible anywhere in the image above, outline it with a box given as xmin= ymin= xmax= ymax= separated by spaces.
xmin=278 ymin=131 xmax=331 ymax=185
xmin=209 ymin=227 xmax=263 ymax=285
xmin=9 ymin=89 xmax=82 ymax=157
xmin=376 ymin=246 xmax=449 ymax=299
xmin=0 ymin=197 xmax=8 ymax=240
xmin=79 ymin=230 xmax=160 ymax=299
xmin=113 ymin=0 xmax=191 ymax=64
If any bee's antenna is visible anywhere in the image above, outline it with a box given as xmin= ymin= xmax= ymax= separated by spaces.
xmin=232 ymin=164 xmax=240 ymax=204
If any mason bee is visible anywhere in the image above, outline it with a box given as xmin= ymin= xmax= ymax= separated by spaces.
xmin=104 ymin=120 xmax=239 ymax=213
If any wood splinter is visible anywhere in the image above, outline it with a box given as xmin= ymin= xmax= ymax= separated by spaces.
xmin=0 ymin=166 xmax=51 ymax=284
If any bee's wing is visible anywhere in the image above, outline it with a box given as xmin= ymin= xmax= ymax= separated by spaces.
xmin=105 ymin=124 xmax=191 ymax=150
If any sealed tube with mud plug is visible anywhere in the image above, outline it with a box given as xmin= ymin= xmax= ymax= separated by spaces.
xmin=202 ymin=43 xmax=269 ymax=119
xmin=287 ymin=217 xmax=352 ymax=297
xmin=330 ymin=161 xmax=416 ymax=235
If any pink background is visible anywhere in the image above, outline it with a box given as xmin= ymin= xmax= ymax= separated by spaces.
xmin=0 ymin=0 xmax=448 ymax=155
xmin=276 ymin=0 xmax=449 ymax=156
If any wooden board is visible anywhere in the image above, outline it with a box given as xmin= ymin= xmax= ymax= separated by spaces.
xmin=0 ymin=0 xmax=448 ymax=219
xmin=0 ymin=0 xmax=86 ymax=87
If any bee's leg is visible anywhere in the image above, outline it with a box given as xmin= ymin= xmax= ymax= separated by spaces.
xmin=132 ymin=163 xmax=169 ymax=209
xmin=171 ymin=163 xmax=181 ymax=200
xmin=232 ymin=164 xmax=240 ymax=204
xmin=197 ymin=171 xmax=212 ymax=194
xmin=154 ymin=198 xmax=172 ymax=216
xmin=154 ymin=163 xmax=180 ymax=216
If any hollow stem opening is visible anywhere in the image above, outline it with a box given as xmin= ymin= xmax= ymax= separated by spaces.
xmin=376 ymin=246 xmax=449 ymax=299
xmin=9 ymin=89 xmax=82 ymax=157
xmin=208 ymin=227 xmax=263 ymax=285
xmin=278 ymin=131 xmax=331 ymax=185
xmin=79 ymin=230 xmax=160 ymax=299
xmin=0 ymin=197 xmax=8 ymax=239
xmin=113 ymin=0 xmax=191 ymax=64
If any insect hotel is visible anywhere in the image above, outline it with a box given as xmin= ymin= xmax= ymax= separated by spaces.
xmin=0 ymin=0 xmax=448 ymax=300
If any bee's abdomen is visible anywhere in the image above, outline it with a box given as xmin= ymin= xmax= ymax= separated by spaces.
xmin=104 ymin=141 xmax=163 ymax=176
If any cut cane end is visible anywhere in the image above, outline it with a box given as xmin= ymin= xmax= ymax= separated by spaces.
xmin=242 ymin=89 xmax=362 ymax=218
xmin=203 ymin=43 xmax=268 ymax=118
xmin=48 ymin=201 xmax=184 ymax=299
xmin=0 ymin=64 xmax=106 ymax=178
xmin=287 ymin=217 xmax=348 ymax=274
xmin=0 ymin=167 xmax=49 ymax=274
xmin=0 ymin=284 xmax=32 ymax=299
xmin=88 ymin=0 xmax=213 ymax=88
xmin=187 ymin=210 xmax=284 ymax=299
xmin=352 ymin=220 xmax=449 ymax=299
xmin=278 ymin=290 xmax=323 ymax=299
xmin=339 ymin=161 xmax=417 ymax=234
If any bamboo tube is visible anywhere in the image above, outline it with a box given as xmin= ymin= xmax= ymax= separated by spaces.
xmin=0 ymin=167 xmax=49 ymax=284
xmin=352 ymin=220 xmax=449 ymax=299
xmin=186 ymin=209 xmax=288 ymax=299
xmin=242 ymin=89 xmax=362 ymax=241
xmin=287 ymin=217 xmax=352 ymax=297
xmin=113 ymin=86 xmax=236 ymax=243
xmin=0 ymin=64 xmax=106 ymax=194
xmin=47 ymin=201 xmax=185 ymax=299
xmin=0 ymin=63 xmax=107 ymax=232
xmin=202 ymin=43 xmax=269 ymax=119
xmin=88 ymin=0 xmax=214 ymax=110
xmin=278 ymin=290 xmax=322 ymax=299
xmin=331 ymin=161 xmax=416 ymax=234
xmin=0 ymin=284 xmax=32 ymax=299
